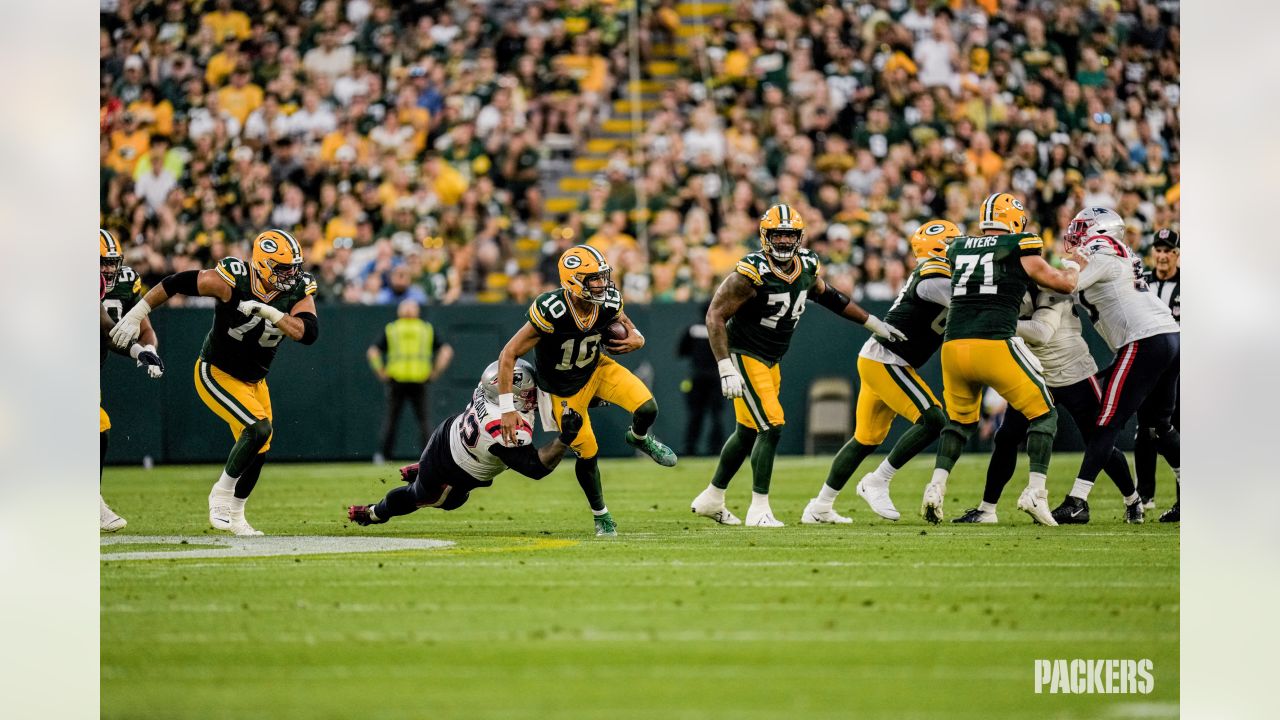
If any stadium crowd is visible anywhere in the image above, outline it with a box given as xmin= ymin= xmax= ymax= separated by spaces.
xmin=100 ymin=0 xmax=1179 ymax=306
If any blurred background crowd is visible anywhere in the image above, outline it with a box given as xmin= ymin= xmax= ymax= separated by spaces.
xmin=100 ymin=0 xmax=1179 ymax=306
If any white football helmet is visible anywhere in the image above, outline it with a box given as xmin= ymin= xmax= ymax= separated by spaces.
xmin=1064 ymin=207 xmax=1125 ymax=253
xmin=480 ymin=358 xmax=538 ymax=412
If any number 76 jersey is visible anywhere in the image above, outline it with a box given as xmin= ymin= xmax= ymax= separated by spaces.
xmin=726 ymin=249 xmax=821 ymax=364
xmin=199 ymin=256 xmax=317 ymax=383
xmin=944 ymin=233 xmax=1043 ymax=341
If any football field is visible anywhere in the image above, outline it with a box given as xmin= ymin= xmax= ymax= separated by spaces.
xmin=101 ymin=453 xmax=1179 ymax=719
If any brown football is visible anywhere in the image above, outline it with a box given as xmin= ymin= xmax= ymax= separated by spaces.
xmin=603 ymin=321 xmax=629 ymax=343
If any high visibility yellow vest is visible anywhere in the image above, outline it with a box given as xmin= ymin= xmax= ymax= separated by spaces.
xmin=384 ymin=318 xmax=434 ymax=383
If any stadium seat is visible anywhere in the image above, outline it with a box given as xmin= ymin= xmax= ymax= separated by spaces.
xmin=805 ymin=377 xmax=852 ymax=455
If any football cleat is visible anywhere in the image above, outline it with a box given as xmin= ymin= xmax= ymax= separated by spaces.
xmin=800 ymin=500 xmax=852 ymax=525
xmin=208 ymin=485 xmax=235 ymax=531
xmin=226 ymin=515 xmax=264 ymax=537
xmin=1049 ymin=495 xmax=1089 ymax=525
xmin=745 ymin=506 xmax=785 ymax=528
xmin=1158 ymin=502 xmax=1180 ymax=523
xmin=625 ymin=429 xmax=678 ymax=467
xmin=953 ymin=507 xmax=998 ymax=524
xmin=690 ymin=488 xmax=742 ymax=525
xmin=1141 ymin=497 xmax=1156 ymax=511
xmin=856 ymin=475 xmax=901 ymax=521
xmin=1125 ymin=499 xmax=1145 ymax=524
xmin=1018 ymin=488 xmax=1059 ymax=526
xmin=399 ymin=463 xmax=419 ymax=482
xmin=920 ymin=482 xmax=945 ymax=524
xmin=100 ymin=495 xmax=127 ymax=532
xmin=348 ymin=505 xmax=384 ymax=526
xmin=594 ymin=511 xmax=618 ymax=537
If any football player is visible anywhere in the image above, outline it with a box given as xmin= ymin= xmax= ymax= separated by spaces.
xmin=1048 ymin=208 xmax=1180 ymax=524
xmin=955 ymin=284 xmax=1142 ymax=524
xmin=111 ymin=229 xmax=319 ymax=536
xmin=496 ymin=244 xmax=676 ymax=538
xmin=99 ymin=229 xmax=165 ymax=532
xmin=1136 ymin=228 xmax=1181 ymax=520
xmin=692 ymin=204 xmax=907 ymax=527
xmin=803 ymin=220 xmax=960 ymax=524
xmin=348 ymin=360 xmax=583 ymax=525
xmin=924 ymin=192 xmax=1083 ymax=525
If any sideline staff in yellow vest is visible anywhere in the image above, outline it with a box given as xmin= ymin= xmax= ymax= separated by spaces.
xmin=368 ymin=299 xmax=453 ymax=461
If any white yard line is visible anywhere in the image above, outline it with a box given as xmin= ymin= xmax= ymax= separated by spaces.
xmin=100 ymin=535 xmax=454 ymax=561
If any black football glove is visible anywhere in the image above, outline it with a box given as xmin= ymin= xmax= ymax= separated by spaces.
xmin=133 ymin=345 xmax=165 ymax=379
xmin=559 ymin=406 xmax=584 ymax=445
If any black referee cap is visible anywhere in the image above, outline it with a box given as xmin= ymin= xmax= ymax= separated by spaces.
xmin=1152 ymin=228 xmax=1179 ymax=249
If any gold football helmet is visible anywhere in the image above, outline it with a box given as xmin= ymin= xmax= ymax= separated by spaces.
xmin=909 ymin=220 xmax=962 ymax=260
xmin=758 ymin=204 xmax=805 ymax=261
xmin=558 ymin=244 xmax=614 ymax=304
xmin=250 ymin=229 xmax=304 ymax=294
xmin=978 ymin=192 xmax=1028 ymax=234
xmin=100 ymin=228 xmax=123 ymax=292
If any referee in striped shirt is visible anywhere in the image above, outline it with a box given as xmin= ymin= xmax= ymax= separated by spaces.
xmin=1137 ymin=228 xmax=1180 ymax=521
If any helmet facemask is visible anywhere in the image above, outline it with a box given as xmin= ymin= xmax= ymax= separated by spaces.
xmin=764 ymin=228 xmax=803 ymax=262
xmin=264 ymin=257 xmax=303 ymax=292
xmin=100 ymin=256 xmax=123 ymax=292
xmin=1063 ymin=217 xmax=1092 ymax=253
xmin=573 ymin=267 xmax=614 ymax=304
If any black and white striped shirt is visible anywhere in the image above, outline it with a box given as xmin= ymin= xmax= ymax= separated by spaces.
xmin=1144 ymin=268 xmax=1180 ymax=323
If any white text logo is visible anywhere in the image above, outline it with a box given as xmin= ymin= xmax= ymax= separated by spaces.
xmin=1034 ymin=659 xmax=1154 ymax=694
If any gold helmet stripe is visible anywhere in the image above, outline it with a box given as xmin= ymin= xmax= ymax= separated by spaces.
xmin=274 ymin=228 xmax=302 ymax=259
xmin=100 ymin=229 xmax=118 ymax=254
xmin=580 ymin=243 xmax=606 ymax=266
xmin=982 ymin=193 xmax=999 ymax=224
xmin=779 ymin=204 xmax=790 ymax=223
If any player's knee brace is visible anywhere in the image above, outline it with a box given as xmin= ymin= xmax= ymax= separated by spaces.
xmin=242 ymin=419 xmax=273 ymax=451
xmin=1027 ymin=408 xmax=1057 ymax=437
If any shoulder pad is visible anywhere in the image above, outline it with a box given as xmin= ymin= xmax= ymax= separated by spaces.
xmin=1082 ymin=236 xmax=1128 ymax=258
xmin=1013 ymin=233 xmax=1044 ymax=250
xmin=215 ymin=257 xmax=250 ymax=287
xmin=529 ymin=290 xmax=564 ymax=333
xmin=117 ymin=265 xmax=138 ymax=282
xmin=301 ymin=272 xmax=318 ymax=297
xmin=734 ymin=259 xmax=764 ymax=286
xmin=918 ymin=258 xmax=952 ymax=278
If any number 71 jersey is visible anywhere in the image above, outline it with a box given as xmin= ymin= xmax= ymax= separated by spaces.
xmin=726 ymin=249 xmax=821 ymax=363
xmin=527 ymin=287 xmax=623 ymax=396
xmin=944 ymin=233 xmax=1043 ymax=341
xmin=199 ymin=256 xmax=316 ymax=383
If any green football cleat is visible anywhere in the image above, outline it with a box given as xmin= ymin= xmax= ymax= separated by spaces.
xmin=594 ymin=512 xmax=618 ymax=538
xmin=625 ymin=429 xmax=678 ymax=467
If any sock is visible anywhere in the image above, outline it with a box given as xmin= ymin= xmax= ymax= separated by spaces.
xmin=984 ymin=410 xmax=1024 ymax=505
xmin=930 ymin=468 xmax=950 ymax=492
xmin=873 ymin=459 xmax=896 ymax=481
xmin=367 ymin=505 xmax=380 ymax=521
xmin=749 ymin=427 xmax=782 ymax=495
xmin=575 ymin=456 xmax=605 ymax=512
xmin=234 ymin=453 xmax=267 ymax=500
xmin=710 ymin=425 xmax=756 ymax=490
xmin=934 ymin=421 xmax=974 ymax=474
xmin=886 ymin=406 xmax=946 ymax=469
xmin=979 ymin=501 xmax=997 ymax=514
xmin=750 ymin=491 xmax=770 ymax=510
xmin=215 ymin=470 xmax=238 ymax=493
xmin=823 ymin=439 xmax=877 ymax=491
xmin=225 ymin=419 xmax=272 ymax=479
xmin=1124 ymin=492 xmax=1140 ymax=505
xmin=1027 ymin=471 xmax=1046 ymax=491
xmin=374 ymin=483 xmax=420 ymax=520
xmin=1103 ymin=447 xmax=1137 ymax=498
xmin=100 ymin=430 xmax=109 ymax=481
xmin=1069 ymin=478 xmax=1094 ymax=500
xmin=230 ymin=496 xmax=247 ymax=514
xmin=701 ymin=483 xmax=726 ymax=503
xmin=630 ymin=399 xmax=658 ymax=437
xmin=592 ymin=506 xmax=610 ymax=517
xmin=1025 ymin=409 xmax=1057 ymax=476
xmin=816 ymin=484 xmax=840 ymax=505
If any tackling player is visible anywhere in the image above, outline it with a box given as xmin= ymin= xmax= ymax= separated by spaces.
xmin=692 ymin=204 xmax=907 ymax=527
xmin=924 ymin=192 xmax=1083 ymax=525
xmin=496 ymin=244 xmax=676 ymax=538
xmin=1137 ymin=228 xmax=1181 ymax=521
xmin=1048 ymin=208 xmax=1180 ymax=524
xmin=111 ymin=229 xmax=319 ymax=536
xmin=955 ymin=285 xmax=1143 ymax=523
xmin=803 ymin=220 xmax=959 ymax=524
xmin=347 ymin=360 xmax=583 ymax=525
xmin=100 ymin=229 xmax=165 ymax=532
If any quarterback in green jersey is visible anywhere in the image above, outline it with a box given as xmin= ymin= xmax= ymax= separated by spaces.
xmin=692 ymin=203 xmax=908 ymax=528
xmin=803 ymin=220 xmax=962 ymax=525
xmin=923 ymin=192 xmax=1084 ymax=526
xmin=111 ymin=229 xmax=320 ymax=536
xmin=496 ymin=244 xmax=676 ymax=538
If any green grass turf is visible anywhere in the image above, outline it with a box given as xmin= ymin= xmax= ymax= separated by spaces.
xmin=101 ymin=453 xmax=1178 ymax=720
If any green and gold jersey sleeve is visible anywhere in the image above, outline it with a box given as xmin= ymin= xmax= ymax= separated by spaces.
xmin=197 ymin=257 xmax=313 ymax=383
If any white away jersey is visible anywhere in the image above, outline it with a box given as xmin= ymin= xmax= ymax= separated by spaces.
xmin=1016 ymin=290 xmax=1098 ymax=387
xmin=1074 ymin=238 xmax=1179 ymax=350
xmin=449 ymin=389 xmax=535 ymax=482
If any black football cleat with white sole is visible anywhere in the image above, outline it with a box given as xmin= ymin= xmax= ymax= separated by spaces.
xmin=1050 ymin=496 xmax=1090 ymax=525
xmin=1158 ymin=502 xmax=1180 ymax=523
xmin=1124 ymin=499 xmax=1145 ymax=524
xmin=952 ymin=508 xmax=997 ymax=524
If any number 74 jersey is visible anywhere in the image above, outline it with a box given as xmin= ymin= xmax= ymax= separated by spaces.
xmin=199 ymin=256 xmax=317 ymax=383
xmin=944 ymin=233 xmax=1044 ymax=341
xmin=726 ymin=249 xmax=821 ymax=364
xmin=527 ymin=286 xmax=623 ymax=396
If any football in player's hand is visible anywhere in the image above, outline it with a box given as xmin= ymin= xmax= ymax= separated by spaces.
xmin=602 ymin=321 xmax=628 ymax=348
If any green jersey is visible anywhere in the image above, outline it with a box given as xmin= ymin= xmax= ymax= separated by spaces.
xmin=527 ymin=287 xmax=623 ymax=396
xmin=100 ymin=265 xmax=143 ymax=366
xmin=726 ymin=249 xmax=821 ymax=363
xmin=944 ymin=232 xmax=1045 ymax=341
xmin=874 ymin=256 xmax=952 ymax=368
xmin=199 ymin=257 xmax=317 ymax=382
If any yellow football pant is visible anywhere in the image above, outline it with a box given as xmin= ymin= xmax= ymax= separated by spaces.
xmin=550 ymin=355 xmax=653 ymax=459
xmin=99 ymin=406 xmax=111 ymax=433
xmin=731 ymin=353 xmax=785 ymax=431
xmin=193 ymin=359 xmax=274 ymax=452
xmin=854 ymin=356 xmax=940 ymax=445
xmin=941 ymin=338 xmax=1053 ymax=425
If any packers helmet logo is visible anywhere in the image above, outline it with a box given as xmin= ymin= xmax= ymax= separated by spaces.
xmin=1010 ymin=198 xmax=1024 ymax=210
xmin=563 ymin=254 xmax=582 ymax=269
xmin=260 ymin=238 xmax=278 ymax=253
xmin=925 ymin=223 xmax=947 ymax=235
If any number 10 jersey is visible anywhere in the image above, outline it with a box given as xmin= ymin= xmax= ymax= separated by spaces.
xmin=200 ymin=256 xmax=317 ymax=382
xmin=527 ymin=286 xmax=623 ymax=396
xmin=726 ymin=249 xmax=821 ymax=364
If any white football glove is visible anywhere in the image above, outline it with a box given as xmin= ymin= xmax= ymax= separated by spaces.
xmin=864 ymin=314 xmax=908 ymax=343
xmin=237 ymin=300 xmax=285 ymax=324
xmin=717 ymin=358 xmax=744 ymax=399
xmin=110 ymin=301 xmax=150 ymax=348
xmin=130 ymin=343 xmax=165 ymax=379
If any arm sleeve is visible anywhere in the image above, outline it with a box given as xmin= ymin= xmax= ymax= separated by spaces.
xmin=295 ymin=312 xmax=319 ymax=345
xmin=914 ymin=277 xmax=952 ymax=307
xmin=488 ymin=443 xmax=553 ymax=480
xmin=1016 ymin=296 xmax=1067 ymax=346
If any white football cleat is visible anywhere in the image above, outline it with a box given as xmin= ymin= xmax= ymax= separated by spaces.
xmin=691 ymin=488 xmax=741 ymax=525
xmin=1016 ymin=487 xmax=1059 ymax=526
xmin=745 ymin=506 xmax=785 ymax=527
xmin=226 ymin=514 xmax=265 ymax=537
xmin=800 ymin=500 xmax=853 ymax=524
xmin=856 ymin=475 xmax=901 ymax=521
xmin=208 ymin=484 xmax=234 ymax=531
xmin=920 ymin=482 xmax=945 ymax=524
xmin=100 ymin=495 xmax=127 ymax=532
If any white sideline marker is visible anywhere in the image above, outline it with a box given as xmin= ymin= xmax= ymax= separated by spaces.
xmin=101 ymin=535 xmax=454 ymax=561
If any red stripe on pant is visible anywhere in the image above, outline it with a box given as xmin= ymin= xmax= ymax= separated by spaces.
xmin=1097 ymin=342 xmax=1138 ymax=426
